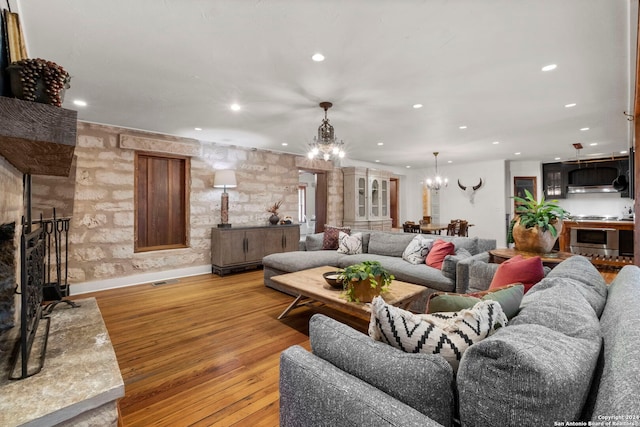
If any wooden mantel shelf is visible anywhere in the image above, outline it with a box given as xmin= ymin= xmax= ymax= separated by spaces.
xmin=0 ymin=96 xmax=77 ymax=176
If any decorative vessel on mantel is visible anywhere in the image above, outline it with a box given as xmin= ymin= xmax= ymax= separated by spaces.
xmin=7 ymin=58 xmax=71 ymax=107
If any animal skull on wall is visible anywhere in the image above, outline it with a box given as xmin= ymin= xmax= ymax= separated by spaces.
xmin=457 ymin=178 xmax=483 ymax=203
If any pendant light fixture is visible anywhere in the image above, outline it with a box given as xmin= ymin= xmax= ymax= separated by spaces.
xmin=426 ymin=152 xmax=448 ymax=191
xmin=307 ymin=102 xmax=345 ymax=161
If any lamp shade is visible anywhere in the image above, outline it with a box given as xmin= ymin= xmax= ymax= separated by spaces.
xmin=214 ymin=170 xmax=237 ymax=188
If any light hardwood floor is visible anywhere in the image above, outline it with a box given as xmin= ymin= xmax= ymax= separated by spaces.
xmin=72 ymin=270 xmax=368 ymax=427
xmin=73 ymin=267 xmax=617 ymax=426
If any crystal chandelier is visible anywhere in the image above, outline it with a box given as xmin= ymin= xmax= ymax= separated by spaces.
xmin=426 ymin=152 xmax=448 ymax=191
xmin=307 ymin=102 xmax=345 ymax=161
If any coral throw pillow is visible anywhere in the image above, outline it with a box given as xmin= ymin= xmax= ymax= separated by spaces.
xmin=425 ymin=240 xmax=455 ymax=269
xmin=489 ymin=255 xmax=544 ymax=293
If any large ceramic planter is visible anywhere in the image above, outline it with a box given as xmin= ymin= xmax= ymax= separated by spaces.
xmin=512 ymin=218 xmax=563 ymax=253
xmin=348 ymin=276 xmax=382 ymax=303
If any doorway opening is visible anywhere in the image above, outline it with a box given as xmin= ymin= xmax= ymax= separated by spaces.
xmin=298 ymin=170 xmax=327 ymax=236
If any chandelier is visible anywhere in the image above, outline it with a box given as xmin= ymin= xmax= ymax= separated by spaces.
xmin=307 ymin=102 xmax=345 ymax=161
xmin=426 ymin=152 xmax=448 ymax=191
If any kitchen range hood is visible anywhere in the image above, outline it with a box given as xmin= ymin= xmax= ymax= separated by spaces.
xmin=567 ymin=174 xmax=628 ymax=194
xmin=566 ymin=184 xmax=618 ymax=194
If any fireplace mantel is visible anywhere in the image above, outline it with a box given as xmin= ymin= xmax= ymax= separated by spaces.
xmin=0 ymin=97 xmax=77 ymax=177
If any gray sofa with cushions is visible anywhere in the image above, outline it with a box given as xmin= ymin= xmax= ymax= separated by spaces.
xmin=263 ymin=230 xmax=496 ymax=311
xmin=279 ymin=256 xmax=640 ymax=426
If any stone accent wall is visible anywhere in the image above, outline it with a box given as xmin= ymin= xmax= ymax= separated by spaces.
xmin=326 ymin=168 xmax=344 ymax=226
xmin=28 ymin=122 xmax=344 ymax=287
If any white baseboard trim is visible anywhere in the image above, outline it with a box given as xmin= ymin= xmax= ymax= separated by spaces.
xmin=70 ymin=265 xmax=212 ymax=295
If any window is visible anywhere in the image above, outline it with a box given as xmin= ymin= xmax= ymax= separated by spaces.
xmin=135 ymin=152 xmax=189 ymax=252
xmin=298 ymin=185 xmax=307 ymax=223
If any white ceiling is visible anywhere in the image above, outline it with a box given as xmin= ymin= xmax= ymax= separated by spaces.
xmin=14 ymin=0 xmax=638 ymax=168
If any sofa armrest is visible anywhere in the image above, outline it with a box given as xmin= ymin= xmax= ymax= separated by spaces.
xmin=455 ymin=252 xmax=491 ymax=293
xmin=280 ymin=346 xmax=443 ymax=427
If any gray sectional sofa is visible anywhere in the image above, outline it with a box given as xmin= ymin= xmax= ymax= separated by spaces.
xmin=263 ymin=230 xmax=496 ymax=311
xmin=279 ymin=255 xmax=640 ymax=426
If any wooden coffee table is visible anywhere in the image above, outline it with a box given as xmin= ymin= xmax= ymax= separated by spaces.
xmin=271 ymin=266 xmax=428 ymax=321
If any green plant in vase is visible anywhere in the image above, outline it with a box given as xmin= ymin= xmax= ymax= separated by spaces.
xmin=338 ymin=261 xmax=394 ymax=303
xmin=510 ymin=189 xmax=570 ymax=253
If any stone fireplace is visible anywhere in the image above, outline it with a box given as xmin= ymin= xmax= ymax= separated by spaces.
xmin=0 ymin=222 xmax=16 ymax=333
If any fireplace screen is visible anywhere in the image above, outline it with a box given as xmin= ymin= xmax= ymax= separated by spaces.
xmin=9 ymin=212 xmax=75 ymax=380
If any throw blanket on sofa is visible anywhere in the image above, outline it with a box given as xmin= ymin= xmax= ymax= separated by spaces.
xmin=369 ymin=297 xmax=507 ymax=371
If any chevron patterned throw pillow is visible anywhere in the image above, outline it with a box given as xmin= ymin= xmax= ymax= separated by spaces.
xmin=368 ymin=296 xmax=507 ymax=371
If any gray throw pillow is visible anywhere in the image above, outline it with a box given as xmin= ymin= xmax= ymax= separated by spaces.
xmin=441 ymin=248 xmax=472 ymax=281
xmin=305 ymin=233 xmax=324 ymax=251
xmin=451 ymin=236 xmax=479 ymax=255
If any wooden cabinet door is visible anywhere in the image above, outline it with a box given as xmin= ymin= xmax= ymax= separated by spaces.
xmin=263 ymin=228 xmax=284 ymax=255
xmin=243 ymin=229 xmax=265 ymax=263
xmin=218 ymin=229 xmax=249 ymax=265
xmin=282 ymin=227 xmax=300 ymax=252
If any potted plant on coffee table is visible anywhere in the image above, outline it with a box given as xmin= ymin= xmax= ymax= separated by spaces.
xmin=338 ymin=261 xmax=394 ymax=303
xmin=510 ymin=189 xmax=570 ymax=253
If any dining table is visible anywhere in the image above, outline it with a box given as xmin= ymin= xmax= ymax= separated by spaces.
xmin=418 ymin=223 xmax=450 ymax=234
xmin=419 ymin=223 xmax=475 ymax=235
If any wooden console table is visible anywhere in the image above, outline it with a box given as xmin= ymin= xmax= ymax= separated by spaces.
xmin=211 ymin=224 xmax=300 ymax=276
xmin=488 ymin=248 xmax=574 ymax=269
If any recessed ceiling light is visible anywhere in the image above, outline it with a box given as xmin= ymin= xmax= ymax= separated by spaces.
xmin=375 ymin=160 xmax=380 ymax=163
xmin=73 ymin=99 xmax=87 ymax=107
xmin=230 ymin=103 xmax=241 ymax=111
xmin=406 ymin=165 xmax=411 ymax=169
xmin=590 ymin=142 xmax=598 ymax=146
xmin=447 ymin=160 xmax=452 ymax=163
xmin=282 ymin=143 xmax=288 ymax=146
xmin=621 ymin=150 xmax=628 ymax=154
xmin=492 ymin=141 xmax=500 ymax=145
xmin=514 ymin=152 xmax=521 ymax=155
xmin=542 ymin=64 xmax=557 ymax=71
xmin=565 ymin=103 xmax=577 ymax=108
xmin=312 ymin=53 xmax=325 ymax=62
xmin=194 ymin=127 xmax=202 ymax=131
xmin=580 ymin=127 xmax=590 ymax=131
xmin=555 ymin=157 xmax=561 ymax=160
xmin=377 ymin=142 xmax=384 ymax=146
xmin=459 ymin=125 xmax=467 ymax=130
xmin=412 ymin=104 xmax=423 ymax=109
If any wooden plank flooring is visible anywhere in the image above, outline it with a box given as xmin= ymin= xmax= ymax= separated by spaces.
xmin=72 ymin=267 xmax=617 ymax=426
xmin=71 ymin=270 xmax=367 ymax=426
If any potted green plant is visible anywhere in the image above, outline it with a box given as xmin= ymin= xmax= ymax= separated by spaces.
xmin=338 ymin=261 xmax=394 ymax=303
xmin=510 ymin=189 xmax=570 ymax=253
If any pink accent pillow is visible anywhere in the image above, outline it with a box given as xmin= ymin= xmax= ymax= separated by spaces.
xmin=489 ymin=255 xmax=545 ymax=293
xmin=425 ymin=240 xmax=455 ymax=269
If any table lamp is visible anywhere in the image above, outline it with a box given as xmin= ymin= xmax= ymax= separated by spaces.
xmin=214 ymin=170 xmax=237 ymax=228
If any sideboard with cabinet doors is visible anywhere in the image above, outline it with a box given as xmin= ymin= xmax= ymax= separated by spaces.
xmin=211 ymin=224 xmax=300 ymax=276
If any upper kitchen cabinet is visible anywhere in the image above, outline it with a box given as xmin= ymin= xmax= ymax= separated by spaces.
xmin=543 ymin=162 xmax=566 ymax=199
xmin=542 ymin=156 xmax=631 ymax=199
